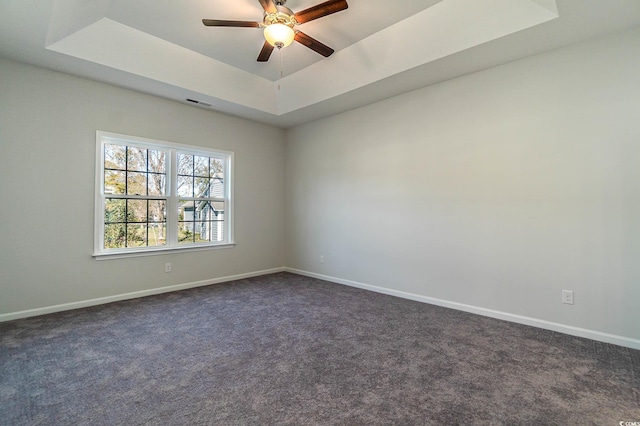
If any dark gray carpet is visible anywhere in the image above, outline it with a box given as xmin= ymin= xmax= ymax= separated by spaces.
xmin=1 ymin=272 xmax=639 ymax=425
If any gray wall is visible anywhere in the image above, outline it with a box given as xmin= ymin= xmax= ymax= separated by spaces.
xmin=0 ymin=58 xmax=286 ymax=315
xmin=2 ymin=27 xmax=639 ymax=346
xmin=285 ymin=28 xmax=640 ymax=342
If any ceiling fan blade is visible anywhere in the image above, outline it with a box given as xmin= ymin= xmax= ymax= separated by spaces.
xmin=294 ymin=31 xmax=334 ymax=57
xmin=257 ymin=41 xmax=275 ymax=62
xmin=294 ymin=0 xmax=348 ymax=24
xmin=202 ymin=19 xmax=261 ymax=28
xmin=257 ymin=0 xmax=277 ymax=14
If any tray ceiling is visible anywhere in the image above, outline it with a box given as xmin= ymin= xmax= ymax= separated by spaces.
xmin=1 ymin=0 xmax=640 ymax=127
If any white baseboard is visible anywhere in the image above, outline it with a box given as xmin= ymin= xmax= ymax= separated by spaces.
xmin=285 ymin=268 xmax=640 ymax=351
xmin=4 ymin=266 xmax=639 ymax=350
xmin=0 ymin=267 xmax=286 ymax=322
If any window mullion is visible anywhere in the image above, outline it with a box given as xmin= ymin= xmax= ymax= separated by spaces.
xmin=166 ymin=149 xmax=178 ymax=246
xmin=224 ymin=155 xmax=232 ymax=244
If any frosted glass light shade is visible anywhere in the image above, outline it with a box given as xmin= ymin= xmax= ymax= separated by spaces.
xmin=264 ymin=23 xmax=295 ymax=48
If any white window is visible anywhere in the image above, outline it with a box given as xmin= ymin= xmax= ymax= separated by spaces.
xmin=94 ymin=131 xmax=234 ymax=258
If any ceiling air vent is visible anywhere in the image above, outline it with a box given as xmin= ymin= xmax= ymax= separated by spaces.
xmin=185 ymin=99 xmax=212 ymax=107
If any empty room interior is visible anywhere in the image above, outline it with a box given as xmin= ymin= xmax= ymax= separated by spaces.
xmin=1 ymin=0 xmax=639 ymax=423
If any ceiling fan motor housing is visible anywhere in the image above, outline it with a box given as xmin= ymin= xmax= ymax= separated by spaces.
xmin=264 ymin=5 xmax=297 ymax=28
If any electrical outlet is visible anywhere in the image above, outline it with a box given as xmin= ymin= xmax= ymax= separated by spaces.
xmin=562 ymin=290 xmax=574 ymax=305
xmin=320 ymin=255 xmax=325 ymax=264
xmin=165 ymin=263 xmax=172 ymax=273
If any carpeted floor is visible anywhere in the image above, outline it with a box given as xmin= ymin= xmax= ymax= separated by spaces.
xmin=1 ymin=272 xmax=639 ymax=425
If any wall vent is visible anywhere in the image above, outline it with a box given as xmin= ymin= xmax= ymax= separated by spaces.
xmin=185 ymin=99 xmax=211 ymax=107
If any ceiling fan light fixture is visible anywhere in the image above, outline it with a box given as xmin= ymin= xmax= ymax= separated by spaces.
xmin=264 ymin=23 xmax=295 ymax=48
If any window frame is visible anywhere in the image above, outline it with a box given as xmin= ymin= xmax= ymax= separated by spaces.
xmin=94 ymin=131 xmax=234 ymax=259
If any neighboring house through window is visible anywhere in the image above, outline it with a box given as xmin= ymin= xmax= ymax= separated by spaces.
xmin=94 ymin=131 xmax=234 ymax=258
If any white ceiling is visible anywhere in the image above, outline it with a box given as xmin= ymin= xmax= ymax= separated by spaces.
xmin=1 ymin=0 xmax=640 ymax=128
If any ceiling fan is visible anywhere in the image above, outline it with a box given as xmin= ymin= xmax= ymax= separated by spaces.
xmin=202 ymin=0 xmax=348 ymax=62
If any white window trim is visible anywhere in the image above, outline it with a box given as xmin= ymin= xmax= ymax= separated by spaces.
xmin=93 ymin=131 xmax=234 ymax=260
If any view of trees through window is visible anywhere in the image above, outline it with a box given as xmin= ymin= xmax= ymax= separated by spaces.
xmin=104 ymin=144 xmax=167 ymax=248
xmin=101 ymin=140 xmax=227 ymax=251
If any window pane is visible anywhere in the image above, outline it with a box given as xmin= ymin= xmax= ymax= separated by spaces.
xmin=147 ymin=224 xmax=166 ymax=246
xmin=210 ymin=220 xmax=224 ymax=242
xmin=104 ymin=224 xmax=126 ymax=248
xmin=210 ymin=177 xmax=224 ymax=198
xmin=148 ymin=200 xmax=166 ymax=222
xmin=194 ymin=155 xmax=209 ymax=177
xmin=127 ymin=199 xmax=147 ymax=223
xmin=178 ymin=221 xmax=195 ymax=244
xmin=148 ymin=149 xmax=165 ymax=174
xmin=210 ymin=158 xmax=224 ymax=177
xmin=211 ymin=199 xmax=224 ymax=242
xmin=177 ymin=175 xmax=193 ymax=197
xmin=148 ymin=173 xmax=165 ymax=196
xmin=127 ymin=224 xmax=146 ymax=247
xmin=199 ymin=221 xmax=212 ymax=242
xmin=195 ymin=177 xmax=210 ymax=197
xmin=195 ymin=223 xmax=223 ymax=243
xmin=179 ymin=199 xmax=194 ymax=244
xmin=197 ymin=202 xmax=213 ymax=243
xmin=127 ymin=172 xmax=147 ymax=196
xmin=213 ymin=200 xmax=224 ymax=243
xmin=105 ymin=198 xmax=126 ymax=223
xmin=179 ymin=200 xmax=194 ymax=219
xmin=104 ymin=170 xmax=126 ymax=195
xmin=210 ymin=201 xmax=224 ymax=218
xmin=127 ymin=147 xmax=147 ymax=172
xmin=105 ymin=144 xmax=126 ymax=170
xmin=177 ymin=153 xmax=193 ymax=176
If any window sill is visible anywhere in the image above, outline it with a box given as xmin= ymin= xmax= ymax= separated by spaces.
xmin=93 ymin=242 xmax=236 ymax=260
